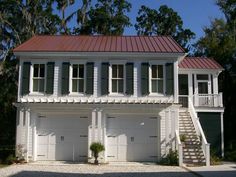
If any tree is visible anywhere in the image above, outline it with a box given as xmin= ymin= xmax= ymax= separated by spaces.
xmin=0 ymin=0 xmax=60 ymax=159
xmin=90 ymin=142 xmax=105 ymax=164
xmin=75 ymin=0 xmax=131 ymax=35
xmin=55 ymin=0 xmax=76 ymax=34
xmin=194 ymin=0 xmax=236 ymax=156
xmin=135 ymin=5 xmax=195 ymax=50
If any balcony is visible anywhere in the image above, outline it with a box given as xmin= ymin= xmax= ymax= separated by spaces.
xmin=179 ymin=93 xmax=223 ymax=108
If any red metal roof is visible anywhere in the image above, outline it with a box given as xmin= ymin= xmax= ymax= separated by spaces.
xmin=13 ymin=35 xmax=185 ymax=53
xmin=179 ymin=57 xmax=223 ymax=70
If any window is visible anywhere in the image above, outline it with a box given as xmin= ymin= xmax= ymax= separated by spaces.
xmin=72 ymin=64 xmax=85 ymax=93
xmin=33 ymin=64 xmax=45 ymax=92
xmin=111 ymin=64 xmax=124 ymax=93
xmin=151 ymin=65 xmax=164 ymax=94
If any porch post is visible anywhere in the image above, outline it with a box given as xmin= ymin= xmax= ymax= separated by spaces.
xmin=165 ymin=109 xmax=170 ymax=152
xmin=91 ymin=109 xmax=97 ymax=142
xmin=188 ymin=73 xmax=193 ymax=106
xmin=213 ymin=73 xmax=219 ymax=106
xmin=32 ymin=113 xmax=37 ymax=161
xmin=194 ymin=74 xmax=198 ymax=106
xmin=174 ymin=61 xmax=179 ymax=103
xmin=97 ymin=109 xmax=102 ymax=142
xmin=25 ymin=109 xmax=30 ymax=162
xmin=221 ymin=112 xmax=224 ymax=157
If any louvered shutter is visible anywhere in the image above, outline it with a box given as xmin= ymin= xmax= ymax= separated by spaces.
xmin=126 ymin=63 xmax=134 ymax=95
xmin=46 ymin=62 xmax=55 ymax=94
xmin=101 ymin=62 xmax=109 ymax=95
xmin=21 ymin=62 xmax=31 ymax=95
xmin=61 ymin=62 xmax=70 ymax=95
xmin=86 ymin=62 xmax=94 ymax=95
xmin=141 ymin=63 xmax=149 ymax=95
xmin=165 ymin=63 xmax=174 ymax=95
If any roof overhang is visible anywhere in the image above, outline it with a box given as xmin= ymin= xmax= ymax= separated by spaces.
xmin=14 ymin=51 xmax=186 ymax=59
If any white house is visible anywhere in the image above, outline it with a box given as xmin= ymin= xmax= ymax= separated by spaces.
xmin=13 ymin=35 xmax=224 ymax=166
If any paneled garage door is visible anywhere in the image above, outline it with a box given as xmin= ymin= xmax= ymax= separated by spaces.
xmin=106 ymin=115 xmax=159 ymax=162
xmin=37 ymin=115 xmax=88 ymax=161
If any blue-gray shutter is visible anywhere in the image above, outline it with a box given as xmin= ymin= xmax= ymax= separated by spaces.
xmin=86 ymin=62 xmax=94 ymax=95
xmin=126 ymin=63 xmax=134 ymax=95
xmin=61 ymin=62 xmax=70 ymax=95
xmin=101 ymin=62 xmax=109 ymax=95
xmin=21 ymin=62 xmax=31 ymax=95
xmin=46 ymin=62 xmax=55 ymax=94
xmin=141 ymin=63 xmax=149 ymax=95
xmin=165 ymin=63 xmax=174 ymax=95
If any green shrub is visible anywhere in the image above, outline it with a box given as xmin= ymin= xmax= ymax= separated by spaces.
xmin=210 ymin=149 xmax=222 ymax=165
xmin=180 ymin=134 xmax=187 ymax=142
xmin=5 ymin=154 xmax=16 ymax=165
xmin=90 ymin=142 xmax=105 ymax=164
xmin=225 ymin=150 xmax=236 ymax=162
xmin=160 ymin=149 xmax=178 ymax=166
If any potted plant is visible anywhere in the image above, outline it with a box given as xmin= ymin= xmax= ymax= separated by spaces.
xmin=90 ymin=142 xmax=105 ymax=165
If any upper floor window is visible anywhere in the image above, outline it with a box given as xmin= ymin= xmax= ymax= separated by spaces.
xmin=111 ymin=64 xmax=124 ymax=93
xmin=72 ymin=64 xmax=85 ymax=93
xmin=151 ymin=65 xmax=164 ymax=94
xmin=33 ymin=64 xmax=45 ymax=92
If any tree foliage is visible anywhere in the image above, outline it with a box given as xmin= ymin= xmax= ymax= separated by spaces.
xmin=135 ymin=5 xmax=195 ymax=50
xmin=194 ymin=0 xmax=236 ymax=153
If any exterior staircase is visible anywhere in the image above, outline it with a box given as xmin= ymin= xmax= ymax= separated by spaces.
xmin=179 ymin=110 xmax=206 ymax=166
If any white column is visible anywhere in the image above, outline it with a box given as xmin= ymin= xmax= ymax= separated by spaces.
xmin=97 ymin=110 xmax=102 ymax=142
xmin=213 ymin=73 xmax=219 ymax=107
xmin=174 ymin=61 xmax=179 ymax=103
xmin=32 ymin=114 xmax=37 ymax=161
xmin=54 ymin=61 xmax=60 ymax=96
xmin=188 ymin=73 xmax=193 ymax=105
xmin=221 ymin=112 xmax=224 ymax=157
xmin=25 ymin=109 xmax=30 ymax=162
xmin=91 ymin=109 xmax=97 ymax=142
xmin=165 ymin=110 xmax=170 ymax=152
xmin=194 ymin=74 xmax=198 ymax=106
xmin=94 ymin=62 xmax=100 ymax=97
xmin=133 ymin=62 xmax=139 ymax=97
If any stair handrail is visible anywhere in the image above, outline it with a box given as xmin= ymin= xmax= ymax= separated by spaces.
xmin=188 ymin=98 xmax=210 ymax=166
xmin=175 ymin=130 xmax=183 ymax=166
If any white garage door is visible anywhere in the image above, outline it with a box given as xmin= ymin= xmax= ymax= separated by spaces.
xmin=106 ymin=115 xmax=159 ymax=162
xmin=37 ymin=115 xmax=88 ymax=161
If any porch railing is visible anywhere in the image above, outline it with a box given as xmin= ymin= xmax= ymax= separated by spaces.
xmin=188 ymin=99 xmax=210 ymax=166
xmin=193 ymin=93 xmax=223 ymax=107
xmin=179 ymin=93 xmax=223 ymax=108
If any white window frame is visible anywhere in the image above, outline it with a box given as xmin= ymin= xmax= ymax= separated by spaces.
xmin=69 ymin=62 xmax=86 ymax=96
xmin=149 ymin=62 xmax=166 ymax=96
xmin=30 ymin=62 xmax=47 ymax=95
xmin=196 ymin=74 xmax=211 ymax=94
xmin=109 ymin=61 xmax=126 ymax=96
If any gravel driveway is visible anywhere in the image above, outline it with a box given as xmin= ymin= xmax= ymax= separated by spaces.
xmin=0 ymin=162 xmax=196 ymax=177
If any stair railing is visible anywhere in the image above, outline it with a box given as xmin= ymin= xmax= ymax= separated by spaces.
xmin=175 ymin=130 xmax=183 ymax=166
xmin=188 ymin=98 xmax=210 ymax=166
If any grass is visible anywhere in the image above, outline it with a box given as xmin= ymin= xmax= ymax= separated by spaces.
xmin=0 ymin=164 xmax=9 ymax=168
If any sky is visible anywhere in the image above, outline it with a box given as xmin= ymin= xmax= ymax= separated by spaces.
xmin=61 ymin=0 xmax=225 ymax=42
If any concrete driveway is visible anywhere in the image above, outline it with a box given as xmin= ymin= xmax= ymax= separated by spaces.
xmin=187 ymin=162 xmax=236 ymax=177
xmin=1 ymin=161 xmax=236 ymax=177
xmin=0 ymin=162 xmax=195 ymax=177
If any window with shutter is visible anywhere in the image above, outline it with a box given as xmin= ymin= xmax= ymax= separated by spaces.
xmin=61 ymin=62 xmax=70 ymax=95
xmin=111 ymin=64 xmax=124 ymax=94
xmin=21 ymin=62 xmax=31 ymax=95
xmin=126 ymin=63 xmax=134 ymax=95
xmin=46 ymin=62 xmax=54 ymax=94
xmin=141 ymin=63 xmax=149 ymax=95
xmin=33 ymin=64 xmax=45 ymax=93
xmin=71 ymin=64 xmax=85 ymax=93
xmin=151 ymin=65 xmax=164 ymax=94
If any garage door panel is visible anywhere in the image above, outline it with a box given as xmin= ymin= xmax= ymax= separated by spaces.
xmin=37 ymin=116 xmax=88 ymax=161
xmin=106 ymin=115 xmax=159 ymax=162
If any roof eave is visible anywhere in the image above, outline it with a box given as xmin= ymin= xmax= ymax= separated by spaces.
xmin=14 ymin=51 xmax=186 ymax=58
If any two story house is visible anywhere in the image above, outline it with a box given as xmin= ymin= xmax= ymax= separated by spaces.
xmin=13 ymin=35 xmax=224 ymax=166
